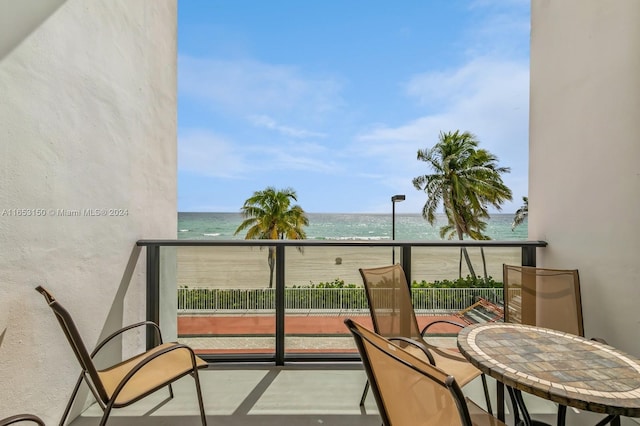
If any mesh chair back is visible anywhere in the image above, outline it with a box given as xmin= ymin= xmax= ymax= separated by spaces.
xmin=35 ymin=286 xmax=110 ymax=402
xmin=359 ymin=265 xmax=422 ymax=340
xmin=503 ymin=265 xmax=584 ymax=336
xmin=346 ymin=319 xmax=470 ymax=426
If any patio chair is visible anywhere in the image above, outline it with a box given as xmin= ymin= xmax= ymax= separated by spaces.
xmin=0 ymin=415 xmax=44 ymax=425
xmin=35 ymin=286 xmax=208 ymax=426
xmin=358 ymin=264 xmax=492 ymax=414
xmin=345 ymin=318 xmax=505 ymax=426
xmin=503 ymin=264 xmax=583 ymax=336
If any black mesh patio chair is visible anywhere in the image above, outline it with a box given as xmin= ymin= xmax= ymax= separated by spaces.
xmin=345 ymin=318 xmax=505 ymax=426
xmin=358 ymin=264 xmax=492 ymax=414
xmin=35 ymin=286 xmax=208 ymax=426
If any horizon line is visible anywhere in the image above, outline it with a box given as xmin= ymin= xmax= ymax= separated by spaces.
xmin=177 ymin=211 xmax=520 ymax=215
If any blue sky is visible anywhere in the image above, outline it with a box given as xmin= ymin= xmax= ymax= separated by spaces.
xmin=177 ymin=0 xmax=530 ymax=214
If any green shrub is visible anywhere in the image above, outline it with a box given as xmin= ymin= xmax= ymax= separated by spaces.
xmin=177 ymin=276 xmax=502 ymax=310
xmin=412 ymin=275 xmax=502 ymax=289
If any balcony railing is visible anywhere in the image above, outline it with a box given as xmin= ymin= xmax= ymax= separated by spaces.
xmin=137 ymin=239 xmax=547 ymax=364
xmin=177 ymin=286 xmax=504 ymax=314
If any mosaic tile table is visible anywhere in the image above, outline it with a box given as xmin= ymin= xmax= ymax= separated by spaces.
xmin=457 ymin=323 xmax=640 ymax=425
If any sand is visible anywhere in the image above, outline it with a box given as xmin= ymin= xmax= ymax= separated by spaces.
xmin=174 ymin=245 xmax=521 ymax=288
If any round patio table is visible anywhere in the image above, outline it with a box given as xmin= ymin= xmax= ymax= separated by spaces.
xmin=457 ymin=323 xmax=640 ymax=425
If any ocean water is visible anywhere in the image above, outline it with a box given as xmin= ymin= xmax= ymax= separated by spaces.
xmin=178 ymin=212 xmax=528 ymax=241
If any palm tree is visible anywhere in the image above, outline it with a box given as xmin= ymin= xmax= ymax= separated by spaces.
xmin=412 ymin=130 xmax=512 ymax=278
xmin=511 ymin=196 xmax=528 ymax=231
xmin=234 ymin=187 xmax=309 ymax=288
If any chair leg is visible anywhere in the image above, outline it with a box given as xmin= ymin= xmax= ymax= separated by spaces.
xmin=99 ymin=402 xmax=114 ymax=426
xmin=481 ymin=374 xmax=493 ymax=415
xmin=359 ymin=380 xmax=369 ymax=406
xmin=192 ymin=369 xmax=207 ymax=426
xmin=168 ymin=383 xmax=174 ymax=399
xmin=557 ymin=404 xmax=567 ymax=426
xmin=59 ymin=374 xmax=84 ymax=426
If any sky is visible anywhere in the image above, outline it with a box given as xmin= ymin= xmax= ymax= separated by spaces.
xmin=177 ymin=0 xmax=530 ymax=214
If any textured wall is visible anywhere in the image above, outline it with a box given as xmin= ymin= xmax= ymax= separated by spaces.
xmin=0 ymin=0 xmax=177 ymax=422
xmin=529 ymin=0 xmax=640 ymax=356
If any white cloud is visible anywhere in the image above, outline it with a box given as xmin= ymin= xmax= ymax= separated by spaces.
xmin=249 ymin=141 xmax=340 ymax=174
xmin=178 ymin=130 xmax=246 ymax=178
xmin=179 ymin=128 xmax=341 ymax=179
xmin=360 ymin=58 xmax=528 ymax=149
xmin=466 ymin=0 xmax=530 ymax=58
xmin=355 ymin=57 xmax=530 ymax=212
xmin=179 ymin=56 xmax=343 ymax=117
xmin=248 ymin=115 xmax=326 ymax=138
xmin=177 ymin=0 xmax=531 ymax=213
xmin=469 ymin=0 xmax=529 ymax=10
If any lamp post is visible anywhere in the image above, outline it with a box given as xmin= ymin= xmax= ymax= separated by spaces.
xmin=391 ymin=194 xmax=405 ymax=264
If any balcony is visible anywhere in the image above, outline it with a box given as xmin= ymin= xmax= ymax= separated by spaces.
xmin=59 ymin=239 xmax=640 ymax=426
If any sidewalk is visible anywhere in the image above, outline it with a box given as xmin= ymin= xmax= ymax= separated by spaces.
xmin=178 ymin=314 xmax=464 ymax=354
xmin=178 ymin=314 xmax=465 ymax=336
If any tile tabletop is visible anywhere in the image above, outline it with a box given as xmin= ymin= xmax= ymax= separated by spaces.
xmin=457 ymin=323 xmax=640 ymax=416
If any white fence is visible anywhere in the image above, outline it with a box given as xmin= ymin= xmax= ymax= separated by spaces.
xmin=177 ymin=287 xmax=504 ymax=315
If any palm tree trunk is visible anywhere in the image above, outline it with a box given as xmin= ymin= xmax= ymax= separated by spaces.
xmin=480 ymin=247 xmax=488 ymax=282
xmin=461 ymin=248 xmax=476 ymax=278
xmin=457 ymin=229 xmax=476 ymax=278
xmin=268 ymin=247 xmax=275 ymax=288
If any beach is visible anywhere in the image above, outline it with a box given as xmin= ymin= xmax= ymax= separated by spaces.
xmin=175 ymin=245 xmax=522 ymax=288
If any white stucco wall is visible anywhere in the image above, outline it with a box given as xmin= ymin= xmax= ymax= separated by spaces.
xmin=0 ymin=0 xmax=177 ymax=422
xmin=529 ymin=0 xmax=640 ymax=356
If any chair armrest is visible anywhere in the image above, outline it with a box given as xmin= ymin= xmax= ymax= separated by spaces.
xmin=388 ymin=336 xmax=436 ymax=365
xmin=0 ymin=414 xmax=45 ymax=426
xmin=420 ymin=320 xmax=467 ymax=336
xmin=91 ymin=321 xmax=163 ymax=357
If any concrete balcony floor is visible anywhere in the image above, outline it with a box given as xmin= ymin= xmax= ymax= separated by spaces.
xmin=68 ymin=363 xmax=639 ymax=426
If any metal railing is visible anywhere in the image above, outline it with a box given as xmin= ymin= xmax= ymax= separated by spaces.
xmin=177 ymin=287 xmax=503 ymax=314
xmin=137 ymin=239 xmax=547 ymax=364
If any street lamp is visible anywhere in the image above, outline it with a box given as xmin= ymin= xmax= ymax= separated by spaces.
xmin=391 ymin=194 xmax=405 ymax=264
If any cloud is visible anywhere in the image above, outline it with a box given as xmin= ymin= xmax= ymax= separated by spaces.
xmin=249 ymin=141 xmax=340 ymax=174
xmin=469 ymin=0 xmax=529 ymax=10
xmin=179 ymin=56 xmax=343 ymax=117
xmin=248 ymin=115 xmax=326 ymax=138
xmin=179 ymin=127 xmax=341 ymax=179
xmin=178 ymin=56 xmax=346 ymax=181
xmin=355 ymin=57 xmax=530 ymax=212
xmin=359 ymin=58 xmax=528 ymax=150
xmin=466 ymin=0 xmax=530 ymax=58
xmin=177 ymin=0 xmax=531 ymax=213
xmin=178 ymin=130 xmax=246 ymax=178
xmin=355 ymin=0 xmax=530 ymax=175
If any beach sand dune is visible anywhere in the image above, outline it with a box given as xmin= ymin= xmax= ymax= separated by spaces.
xmin=175 ymin=245 xmax=522 ymax=288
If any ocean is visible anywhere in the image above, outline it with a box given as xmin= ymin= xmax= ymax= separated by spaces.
xmin=178 ymin=212 xmax=528 ymax=241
